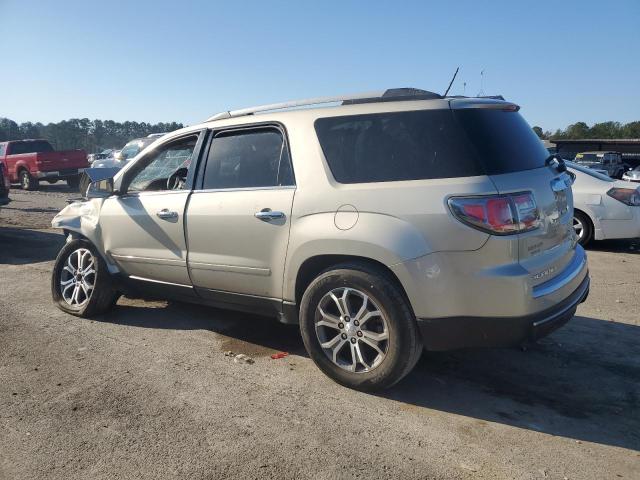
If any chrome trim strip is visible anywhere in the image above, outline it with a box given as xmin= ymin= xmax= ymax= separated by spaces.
xmin=532 ymin=248 xmax=587 ymax=299
xmin=198 ymin=287 xmax=281 ymax=303
xmin=191 ymin=185 xmax=296 ymax=194
xmin=129 ymin=275 xmax=193 ymax=288
xmin=533 ymin=277 xmax=589 ymax=327
xmin=189 ymin=262 xmax=271 ymax=276
xmin=111 ymin=253 xmax=186 ymax=267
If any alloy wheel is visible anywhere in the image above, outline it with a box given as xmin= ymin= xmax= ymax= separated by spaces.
xmin=59 ymin=248 xmax=96 ymax=307
xmin=573 ymin=216 xmax=584 ymax=240
xmin=314 ymin=287 xmax=389 ymax=373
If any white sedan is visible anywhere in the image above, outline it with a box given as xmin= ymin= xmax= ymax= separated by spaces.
xmin=567 ymin=161 xmax=640 ymax=246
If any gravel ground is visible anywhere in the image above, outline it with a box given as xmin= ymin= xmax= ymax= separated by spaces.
xmin=1 ymin=188 xmax=639 ymax=480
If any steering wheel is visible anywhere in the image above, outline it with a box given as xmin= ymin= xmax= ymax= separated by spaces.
xmin=166 ymin=167 xmax=188 ymax=190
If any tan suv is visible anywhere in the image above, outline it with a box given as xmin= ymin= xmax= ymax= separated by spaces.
xmin=51 ymin=88 xmax=589 ymax=390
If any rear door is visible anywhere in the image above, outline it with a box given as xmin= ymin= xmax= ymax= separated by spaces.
xmin=452 ymin=104 xmax=576 ymax=283
xmin=185 ymin=125 xmax=295 ymax=300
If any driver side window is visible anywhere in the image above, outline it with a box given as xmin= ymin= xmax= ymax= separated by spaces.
xmin=126 ymin=135 xmax=198 ymax=193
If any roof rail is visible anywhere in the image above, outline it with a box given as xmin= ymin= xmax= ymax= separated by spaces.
xmin=206 ymin=88 xmax=442 ymax=122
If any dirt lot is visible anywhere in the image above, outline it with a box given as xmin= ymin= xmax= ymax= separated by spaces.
xmin=1 ymin=186 xmax=639 ymax=480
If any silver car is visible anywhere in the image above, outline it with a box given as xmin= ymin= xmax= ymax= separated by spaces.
xmin=50 ymin=88 xmax=589 ymax=390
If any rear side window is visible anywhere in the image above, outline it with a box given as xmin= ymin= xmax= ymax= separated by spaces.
xmin=203 ymin=128 xmax=294 ymax=189
xmin=0 ymin=144 xmax=5 ymax=156
xmin=315 ymin=110 xmax=483 ymax=183
xmin=454 ymin=109 xmax=548 ymax=175
xmin=8 ymin=140 xmax=54 ymax=155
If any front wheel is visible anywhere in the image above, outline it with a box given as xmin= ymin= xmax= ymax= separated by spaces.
xmin=51 ymin=239 xmax=119 ymax=317
xmin=299 ymin=263 xmax=422 ymax=391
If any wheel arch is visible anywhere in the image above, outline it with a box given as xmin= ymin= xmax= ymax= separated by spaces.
xmin=292 ymin=254 xmax=412 ymax=312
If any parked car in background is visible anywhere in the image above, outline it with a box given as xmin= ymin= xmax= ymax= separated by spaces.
xmin=87 ymin=149 xmax=115 ymax=164
xmin=567 ymin=161 xmax=640 ymax=246
xmin=80 ymin=135 xmax=165 ymax=194
xmin=0 ymin=139 xmax=88 ymax=190
xmin=51 ymin=88 xmax=588 ymax=390
xmin=574 ymin=151 xmax=627 ymax=179
xmin=622 ymin=165 xmax=640 ymax=183
xmin=0 ymin=160 xmax=10 ymax=206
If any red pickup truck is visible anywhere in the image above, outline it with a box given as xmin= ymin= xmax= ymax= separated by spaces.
xmin=0 ymin=139 xmax=88 ymax=190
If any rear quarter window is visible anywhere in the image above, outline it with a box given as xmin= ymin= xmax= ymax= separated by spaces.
xmin=314 ymin=110 xmax=483 ymax=184
xmin=453 ymin=109 xmax=548 ymax=175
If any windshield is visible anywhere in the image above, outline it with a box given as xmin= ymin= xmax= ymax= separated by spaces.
xmin=567 ymin=161 xmax=614 ymax=182
xmin=575 ymin=153 xmax=602 ymax=163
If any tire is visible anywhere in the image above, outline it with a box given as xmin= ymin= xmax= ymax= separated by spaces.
xmin=78 ymin=173 xmax=91 ymax=197
xmin=299 ymin=263 xmax=422 ymax=391
xmin=19 ymin=170 xmax=39 ymax=191
xmin=51 ymin=239 xmax=119 ymax=317
xmin=47 ymin=179 xmax=58 ymax=184
xmin=573 ymin=210 xmax=593 ymax=247
xmin=67 ymin=176 xmax=80 ymax=189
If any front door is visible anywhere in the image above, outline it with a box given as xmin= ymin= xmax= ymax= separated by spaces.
xmin=99 ymin=132 xmax=202 ymax=286
xmin=186 ymin=126 xmax=295 ymax=300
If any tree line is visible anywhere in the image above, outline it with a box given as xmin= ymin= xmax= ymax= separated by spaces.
xmin=0 ymin=117 xmax=184 ymax=153
xmin=533 ymin=121 xmax=640 ymax=141
xmin=1 ymin=116 xmax=638 ymax=153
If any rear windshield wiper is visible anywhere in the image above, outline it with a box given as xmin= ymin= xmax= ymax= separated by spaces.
xmin=545 ymin=154 xmax=567 ymax=173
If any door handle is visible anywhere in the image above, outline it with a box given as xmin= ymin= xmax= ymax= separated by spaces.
xmin=156 ymin=209 xmax=178 ymax=220
xmin=255 ymin=209 xmax=285 ymax=221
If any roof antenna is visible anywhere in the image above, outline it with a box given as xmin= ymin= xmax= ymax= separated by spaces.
xmin=477 ymin=69 xmax=485 ymax=97
xmin=443 ymin=66 xmax=459 ymax=97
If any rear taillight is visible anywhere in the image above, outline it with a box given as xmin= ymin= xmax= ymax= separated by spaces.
xmin=448 ymin=192 xmax=541 ymax=235
xmin=607 ymin=187 xmax=640 ymax=206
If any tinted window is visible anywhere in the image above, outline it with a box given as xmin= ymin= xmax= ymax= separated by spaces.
xmin=127 ymin=136 xmax=197 ymax=192
xmin=203 ymin=129 xmax=293 ymax=189
xmin=9 ymin=140 xmax=54 ymax=155
xmin=453 ymin=109 xmax=548 ymax=175
xmin=315 ymin=110 xmax=483 ymax=183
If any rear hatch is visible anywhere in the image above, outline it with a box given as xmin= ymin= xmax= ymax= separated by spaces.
xmin=451 ymin=100 xmax=576 ymax=285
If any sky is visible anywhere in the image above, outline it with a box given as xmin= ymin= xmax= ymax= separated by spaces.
xmin=1 ymin=0 xmax=638 ymax=131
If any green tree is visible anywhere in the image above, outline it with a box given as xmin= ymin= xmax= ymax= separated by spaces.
xmin=532 ymin=126 xmax=546 ymax=139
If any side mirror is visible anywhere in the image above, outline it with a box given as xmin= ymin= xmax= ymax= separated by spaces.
xmin=87 ymin=177 xmax=115 ymax=198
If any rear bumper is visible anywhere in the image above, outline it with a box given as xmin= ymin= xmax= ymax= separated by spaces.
xmin=35 ymin=168 xmax=84 ymax=180
xmin=416 ymin=274 xmax=590 ymax=351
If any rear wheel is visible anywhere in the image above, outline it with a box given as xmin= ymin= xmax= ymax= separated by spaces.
xmin=51 ymin=239 xmax=119 ymax=317
xmin=19 ymin=170 xmax=39 ymax=191
xmin=573 ymin=210 xmax=593 ymax=246
xmin=67 ymin=176 xmax=80 ymax=190
xmin=78 ymin=173 xmax=91 ymax=197
xmin=299 ymin=263 xmax=422 ymax=391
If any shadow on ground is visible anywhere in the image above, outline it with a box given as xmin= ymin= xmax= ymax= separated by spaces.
xmin=587 ymin=238 xmax=640 ymax=254
xmin=0 ymin=227 xmax=64 ymax=264
xmin=101 ymin=300 xmax=305 ymax=357
xmin=96 ymin=299 xmax=640 ymax=451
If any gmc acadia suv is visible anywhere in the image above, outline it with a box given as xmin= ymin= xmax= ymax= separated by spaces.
xmin=50 ymin=88 xmax=589 ymax=390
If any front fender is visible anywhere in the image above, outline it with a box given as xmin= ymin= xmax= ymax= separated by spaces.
xmin=51 ymin=199 xmax=120 ymax=274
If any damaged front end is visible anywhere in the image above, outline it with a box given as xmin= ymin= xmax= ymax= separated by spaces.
xmin=51 ymin=169 xmax=121 ymax=274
